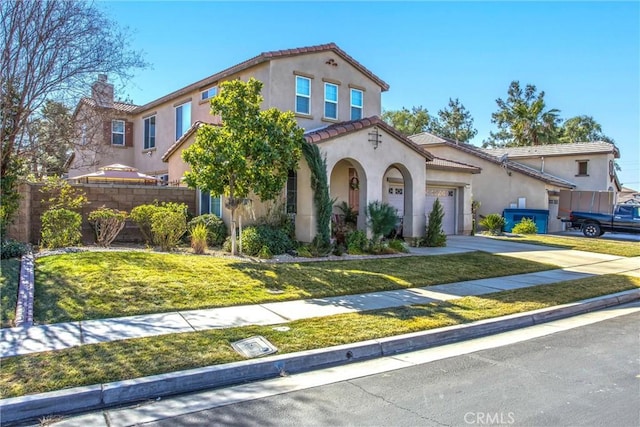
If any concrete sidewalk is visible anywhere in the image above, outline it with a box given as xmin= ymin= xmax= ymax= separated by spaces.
xmin=2 ymin=236 xmax=639 ymax=358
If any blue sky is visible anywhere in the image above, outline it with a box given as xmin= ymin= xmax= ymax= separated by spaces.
xmin=103 ymin=1 xmax=639 ymax=190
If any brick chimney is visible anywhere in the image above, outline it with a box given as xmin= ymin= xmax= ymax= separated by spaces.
xmin=91 ymin=74 xmax=114 ymax=108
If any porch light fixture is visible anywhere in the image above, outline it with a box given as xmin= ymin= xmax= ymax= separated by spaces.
xmin=368 ymin=126 xmax=382 ymax=149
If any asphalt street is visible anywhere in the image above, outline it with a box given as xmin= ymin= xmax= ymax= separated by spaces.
xmin=136 ymin=310 xmax=640 ymax=427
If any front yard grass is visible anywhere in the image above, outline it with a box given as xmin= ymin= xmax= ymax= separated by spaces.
xmin=0 ymin=259 xmax=20 ymax=328
xmin=33 ymin=251 xmax=557 ymax=324
xmin=497 ymin=234 xmax=640 ymax=257
xmin=2 ymin=274 xmax=638 ymax=399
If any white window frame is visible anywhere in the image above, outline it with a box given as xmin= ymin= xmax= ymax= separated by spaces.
xmin=175 ymin=102 xmax=191 ymax=141
xmin=295 ymin=76 xmax=311 ymax=115
xmin=111 ymin=120 xmax=125 ymax=146
xmin=324 ymin=83 xmax=338 ymax=120
xmin=350 ymin=88 xmax=363 ymax=120
xmin=144 ymin=115 xmax=156 ymax=150
xmin=201 ymin=86 xmax=218 ymax=101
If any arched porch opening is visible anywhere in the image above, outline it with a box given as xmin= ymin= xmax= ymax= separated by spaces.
xmin=329 ymin=158 xmax=367 ymax=243
xmin=382 ymin=164 xmax=414 ymax=238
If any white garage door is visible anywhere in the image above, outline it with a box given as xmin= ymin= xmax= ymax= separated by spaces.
xmin=387 ymin=185 xmax=404 ymax=218
xmin=426 ymin=188 xmax=456 ymax=235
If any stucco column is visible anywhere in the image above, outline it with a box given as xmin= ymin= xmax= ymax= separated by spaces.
xmin=295 ymin=160 xmax=316 ymax=243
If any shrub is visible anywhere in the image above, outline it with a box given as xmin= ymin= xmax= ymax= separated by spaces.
xmin=388 ymin=238 xmax=409 ymax=253
xmin=425 ymin=198 xmax=447 ymax=247
xmin=307 ymin=235 xmax=332 ymax=257
xmin=258 ymin=245 xmax=273 ymax=259
xmin=346 ymin=230 xmax=368 ymax=255
xmin=41 ymin=208 xmax=82 ymax=249
xmin=367 ymin=201 xmax=398 ymax=242
xmin=151 ymin=209 xmax=187 ymax=251
xmin=512 ymin=217 xmax=538 ymax=234
xmin=190 ymin=223 xmax=209 ymax=254
xmin=188 ymin=214 xmax=227 ymax=247
xmin=130 ymin=204 xmax=157 ymax=244
xmin=297 ymin=245 xmax=313 ymax=258
xmin=239 ymin=225 xmax=294 ymax=256
xmin=1 ymin=239 xmax=28 ymax=259
xmin=480 ymin=213 xmax=505 ymax=235
xmin=88 ymin=206 xmax=127 ymax=247
xmin=222 ymin=236 xmax=232 ymax=253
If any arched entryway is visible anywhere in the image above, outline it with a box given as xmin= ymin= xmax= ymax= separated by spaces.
xmin=329 ymin=159 xmax=367 ymax=237
xmin=382 ymin=164 xmax=414 ymax=237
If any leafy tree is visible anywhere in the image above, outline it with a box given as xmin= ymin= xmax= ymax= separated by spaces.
xmin=431 ymin=98 xmax=478 ymax=143
xmin=483 ymin=81 xmax=561 ymax=147
xmin=26 ymin=101 xmax=74 ymax=178
xmin=182 ymin=78 xmax=304 ymax=255
xmin=382 ymin=106 xmax=433 ymax=136
xmin=1 ymin=0 xmax=146 ymax=231
xmin=559 ymin=115 xmax=614 ymax=144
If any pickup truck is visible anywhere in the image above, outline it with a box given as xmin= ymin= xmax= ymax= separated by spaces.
xmin=567 ymin=204 xmax=640 ymax=237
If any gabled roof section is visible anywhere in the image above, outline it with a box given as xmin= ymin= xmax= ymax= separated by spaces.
xmin=481 ymin=141 xmax=620 ymax=159
xmin=162 ymin=121 xmax=214 ymax=162
xmin=140 ymin=43 xmax=389 ymax=113
xmin=304 ymin=116 xmax=433 ymax=160
xmin=409 ymin=132 xmax=575 ymax=188
xmin=428 ymin=157 xmax=481 ymax=174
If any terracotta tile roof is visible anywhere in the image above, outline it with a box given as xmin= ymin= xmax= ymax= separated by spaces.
xmin=78 ymin=97 xmax=138 ymax=113
xmin=304 ymin=116 xmax=433 ymax=160
xmin=139 ymin=43 xmax=389 ymax=113
xmin=481 ymin=141 xmax=620 ymax=159
xmin=409 ymin=132 xmax=575 ymax=188
xmin=428 ymin=157 xmax=481 ymax=174
xmin=162 ymin=121 xmax=214 ymax=162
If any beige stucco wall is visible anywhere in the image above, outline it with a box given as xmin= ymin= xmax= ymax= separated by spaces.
xmin=514 ymin=154 xmax=617 ymax=192
xmin=320 ymin=127 xmax=427 ymax=239
xmin=268 ymin=52 xmax=383 ymax=130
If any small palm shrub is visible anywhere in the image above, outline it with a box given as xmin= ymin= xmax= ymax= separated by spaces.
xmin=41 ymin=208 xmax=82 ymax=249
xmin=151 ymin=208 xmax=187 ymax=251
xmin=512 ymin=217 xmax=537 ymax=234
xmin=367 ymin=201 xmax=398 ymax=242
xmin=190 ymin=223 xmax=209 ymax=254
xmin=346 ymin=230 xmax=368 ymax=254
xmin=425 ymin=198 xmax=447 ymax=247
xmin=480 ymin=213 xmax=505 ymax=235
xmin=188 ymin=214 xmax=227 ymax=247
xmin=88 ymin=206 xmax=128 ymax=247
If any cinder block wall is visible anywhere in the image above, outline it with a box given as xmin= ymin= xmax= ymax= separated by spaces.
xmin=8 ymin=183 xmax=196 ymax=245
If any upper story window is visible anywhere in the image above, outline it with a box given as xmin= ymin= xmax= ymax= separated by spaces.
xmin=175 ymin=102 xmax=191 ymax=141
xmin=144 ymin=115 xmax=156 ymax=150
xmin=324 ymin=83 xmax=338 ymax=120
xmin=576 ymin=160 xmax=589 ymax=176
xmin=201 ymin=86 xmax=218 ymax=102
xmin=295 ymin=76 xmax=311 ymax=115
xmin=111 ymin=120 xmax=125 ymax=146
xmin=350 ymin=89 xmax=363 ymax=120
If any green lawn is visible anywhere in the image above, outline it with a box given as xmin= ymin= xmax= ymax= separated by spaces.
xmin=2 ymin=274 xmax=637 ymax=399
xmin=0 ymin=259 xmax=20 ymax=328
xmin=497 ymin=234 xmax=640 ymax=257
xmin=33 ymin=251 xmax=557 ymax=324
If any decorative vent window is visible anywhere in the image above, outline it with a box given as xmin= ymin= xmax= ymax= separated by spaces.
xmin=111 ymin=120 xmax=125 ymax=145
xmin=577 ymin=160 xmax=588 ymax=176
xmin=175 ymin=102 xmax=191 ymax=141
xmin=324 ymin=83 xmax=338 ymax=119
xmin=201 ymin=86 xmax=218 ymax=101
xmin=295 ymin=76 xmax=311 ymax=115
xmin=350 ymin=89 xmax=363 ymax=120
xmin=144 ymin=116 xmax=156 ymax=150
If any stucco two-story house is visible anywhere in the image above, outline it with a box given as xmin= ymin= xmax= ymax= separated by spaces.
xmin=410 ymin=132 xmax=621 ymax=232
xmin=69 ymin=43 xmax=477 ymax=242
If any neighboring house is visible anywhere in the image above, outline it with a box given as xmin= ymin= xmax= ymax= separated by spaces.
xmin=410 ymin=133 xmax=622 ymax=233
xmin=69 ymin=43 xmax=476 ymax=242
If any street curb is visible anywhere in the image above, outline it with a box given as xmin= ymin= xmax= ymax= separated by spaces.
xmin=1 ymin=289 xmax=638 ymax=425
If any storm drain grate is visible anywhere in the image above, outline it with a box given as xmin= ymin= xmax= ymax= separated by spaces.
xmin=231 ymin=335 xmax=278 ymax=358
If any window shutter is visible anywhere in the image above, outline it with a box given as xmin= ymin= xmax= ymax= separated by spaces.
xmin=103 ymin=121 xmax=112 ymax=145
xmin=125 ymin=121 xmax=133 ymax=147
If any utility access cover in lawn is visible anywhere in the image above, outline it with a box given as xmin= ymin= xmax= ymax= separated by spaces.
xmin=231 ymin=335 xmax=278 ymax=358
